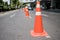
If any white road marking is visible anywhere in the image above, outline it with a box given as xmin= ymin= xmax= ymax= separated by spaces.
xmin=29 ymin=16 xmax=32 ymax=19
xmin=10 ymin=14 xmax=16 ymax=18
xmin=46 ymin=35 xmax=51 ymax=38
xmin=42 ymin=14 xmax=49 ymax=17
xmin=26 ymin=16 xmax=32 ymax=19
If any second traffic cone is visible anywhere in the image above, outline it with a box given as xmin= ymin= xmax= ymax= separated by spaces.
xmin=24 ymin=6 xmax=29 ymax=17
xmin=30 ymin=1 xmax=48 ymax=37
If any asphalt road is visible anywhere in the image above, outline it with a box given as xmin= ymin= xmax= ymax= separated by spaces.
xmin=0 ymin=9 xmax=60 ymax=40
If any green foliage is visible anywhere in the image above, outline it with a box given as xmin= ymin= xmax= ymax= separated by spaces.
xmin=3 ymin=2 xmax=9 ymax=9
xmin=0 ymin=0 xmax=3 ymax=4
xmin=10 ymin=0 xmax=21 ymax=9
xmin=0 ymin=0 xmax=26 ymax=10
xmin=0 ymin=0 xmax=3 ymax=9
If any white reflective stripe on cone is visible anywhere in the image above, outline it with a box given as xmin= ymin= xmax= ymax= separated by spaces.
xmin=36 ymin=4 xmax=40 ymax=8
xmin=36 ymin=12 xmax=42 ymax=15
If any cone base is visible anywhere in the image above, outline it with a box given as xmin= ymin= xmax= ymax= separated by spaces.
xmin=30 ymin=30 xmax=48 ymax=37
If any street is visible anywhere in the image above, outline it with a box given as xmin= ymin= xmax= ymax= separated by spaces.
xmin=0 ymin=9 xmax=60 ymax=40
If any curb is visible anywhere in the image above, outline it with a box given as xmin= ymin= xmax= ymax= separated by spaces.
xmin=0 ymin=9 xmax=20 ymax=16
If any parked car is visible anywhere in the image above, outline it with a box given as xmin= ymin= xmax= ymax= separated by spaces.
xmin=27 ymin=3 xmax=33 ymax=10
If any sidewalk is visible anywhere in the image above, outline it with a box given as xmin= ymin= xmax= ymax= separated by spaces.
xmin=43 ymin=9 xmax=60 ymax=13
xmin=0 ymin=9 xmax=20 ymax=16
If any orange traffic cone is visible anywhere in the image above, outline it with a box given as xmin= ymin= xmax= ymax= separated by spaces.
xmin=23 ymin=6 xmax=29 ymax=17
xmin=30 ymin=1 xmax=48 ymax=37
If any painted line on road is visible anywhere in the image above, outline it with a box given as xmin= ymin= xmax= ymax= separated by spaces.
xmin=46 ymin=35 xmax=51 ymax=38
xmin=42 ymin=14 xmax=49 ymax=17
xmin=29 ymin=16 xmax=32 ymax=19
xmin=26 ymin=16 xmax=32 ymax=19
xmin=10 ymin=14 xmax=16 ymax=18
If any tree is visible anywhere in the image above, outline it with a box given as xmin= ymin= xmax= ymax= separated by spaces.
xmin=0 ymin=0 xmax=3 ymax=6
xmin=10 ymin=0 xmax=20 ymax=9
xmin=0 ymin=0 xmax=4 ymax=10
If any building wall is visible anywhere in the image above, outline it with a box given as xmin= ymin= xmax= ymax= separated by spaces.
xmin=55 ymin=0 xmax=60 ymax=8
